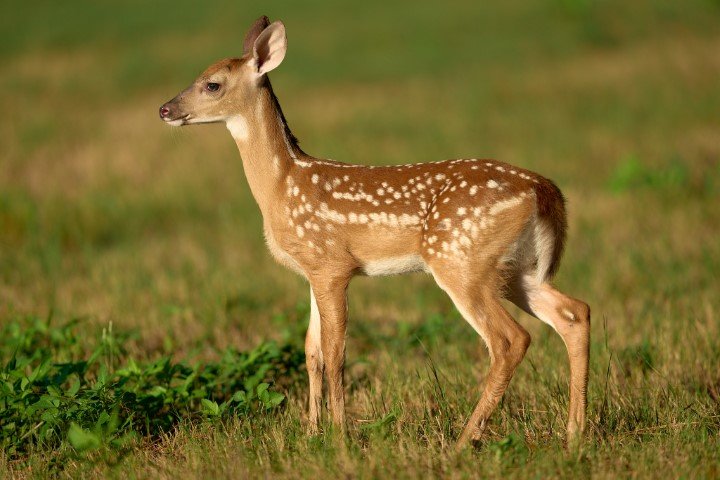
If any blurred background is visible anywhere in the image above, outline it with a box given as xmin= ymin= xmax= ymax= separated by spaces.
xmin=1 ymin=0 xmax=718 ymax=383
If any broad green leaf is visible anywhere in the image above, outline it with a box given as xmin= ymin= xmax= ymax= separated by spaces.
xmin=66 ymin=377 xmax=80 ymax=397
xmin=201 ymin=399 xmax=220 ymax=417
xmin=231 ymin=391 xmax=247 ymax=403
xmin=256 ymin=383 xmax=270 ymax=396
xmin=67 ymin=423 xmax=101 ymax=452
xmin=264 ymin=391 xmax=285 ymax=408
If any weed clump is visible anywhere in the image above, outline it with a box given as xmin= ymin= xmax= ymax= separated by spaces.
xmin=0 ymin=317 xmax=304 ymax=457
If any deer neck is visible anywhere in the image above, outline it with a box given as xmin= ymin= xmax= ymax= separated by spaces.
xmin=227 ymin=80 xmax=302 ymax=218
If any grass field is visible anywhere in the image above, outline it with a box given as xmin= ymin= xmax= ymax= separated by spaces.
xmin=1 ymin=0 xmax=719 ymax=477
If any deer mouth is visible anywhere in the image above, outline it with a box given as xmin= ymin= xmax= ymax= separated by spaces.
xmin=164 ymin=113 xmax=191 ymax=127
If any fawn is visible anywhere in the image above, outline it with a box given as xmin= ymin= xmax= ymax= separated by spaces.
xmin=159 ymin=16 xmax=590 ymax=448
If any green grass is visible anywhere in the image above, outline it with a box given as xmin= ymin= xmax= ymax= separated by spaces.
xmin=1 ymin=0 xmax=719 ymax=477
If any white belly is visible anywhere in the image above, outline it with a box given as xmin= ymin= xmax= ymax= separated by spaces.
xmin=362 ymin=254 xmax=429 ymax=276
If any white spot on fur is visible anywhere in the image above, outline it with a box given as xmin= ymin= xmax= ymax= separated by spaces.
xmin=489 ymin=196 xmax=523 ymax=215
xmin=316 ymin=204 xmax=347 ymax=224
xmin=438 ymin=219 xmax=452 ymax=230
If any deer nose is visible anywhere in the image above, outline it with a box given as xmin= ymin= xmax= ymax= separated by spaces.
xmin=159 ymin=104 xmax=171 ymax=119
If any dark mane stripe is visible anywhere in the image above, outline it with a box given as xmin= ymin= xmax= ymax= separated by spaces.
xmin=265 ymin=78 xmax=302 ymax=151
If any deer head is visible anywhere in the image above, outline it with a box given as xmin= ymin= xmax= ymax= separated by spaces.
xmin=159 ymin=16 xmax=287 ymax=128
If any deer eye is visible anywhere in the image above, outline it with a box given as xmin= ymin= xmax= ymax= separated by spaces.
xmin=206 ymin=82 xmax=221 ymax=92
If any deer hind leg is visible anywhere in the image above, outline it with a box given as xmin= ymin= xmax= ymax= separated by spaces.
xmin=309 ymin=274 xmax=350 ymax=431
xmin=430 ymin=267 xmax=531 ymax=448
xmin=509 ymin=278 xmax=590 ymax=442
xmin=305 ymin=288 xmax=324 ymax=433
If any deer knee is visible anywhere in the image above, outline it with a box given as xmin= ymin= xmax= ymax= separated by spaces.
xmin=556 ymin=300 xmax=590 ymax=359
xmin=305 ymin=349 xmax=323 ymax=374
xmin=576 ymin=301 xmax=590 ymax=328
xmin=557 ymin=299 xmax=590 ymax=331
xmin=493 ymin=326 xmax=530 ymax=369
xmin=305 ymin=336 xmax=324 ymax=374
xmin=518 ymin=327 xmax=532 ymax=353
xmin=511 ymin=327 xmax=532 ymax=360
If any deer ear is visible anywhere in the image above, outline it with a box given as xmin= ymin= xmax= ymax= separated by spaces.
xmin=243 ymin=15 xmax=270 ymax=55
xmin=252 ymin=21 xmax=287 ymax=75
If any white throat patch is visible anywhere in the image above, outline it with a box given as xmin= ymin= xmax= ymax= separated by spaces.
xmin=226 ymin=115 xmax=250 ymax=141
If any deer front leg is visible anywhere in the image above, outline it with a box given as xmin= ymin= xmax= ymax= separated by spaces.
xmin=305 ymin=288 xmax=323 ymax=434
xmin=310 ymin=275 xmax=350 ymax=431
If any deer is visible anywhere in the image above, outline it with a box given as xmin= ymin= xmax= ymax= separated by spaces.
xmin=159 ymin=16 xmax=590 ymax=448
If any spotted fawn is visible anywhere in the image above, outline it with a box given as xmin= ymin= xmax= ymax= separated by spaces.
xmin=160 ymin=16 xmax=590 ymax=448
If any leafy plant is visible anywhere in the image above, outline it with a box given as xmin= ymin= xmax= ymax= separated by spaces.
xmin=0 ymin=317 xmax=304 ymax=457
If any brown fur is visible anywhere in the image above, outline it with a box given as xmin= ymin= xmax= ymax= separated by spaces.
xmin=243 ymin=16 xmax=271 ymax=55
xmin=159 ymin=16 xmax=591 ymax=448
